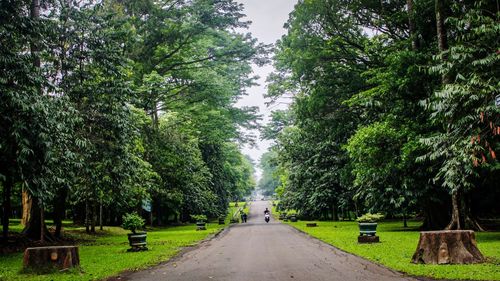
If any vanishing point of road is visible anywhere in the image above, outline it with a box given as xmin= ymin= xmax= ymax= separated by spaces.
xmin=119 ymin=200 xmax=418 ymax=281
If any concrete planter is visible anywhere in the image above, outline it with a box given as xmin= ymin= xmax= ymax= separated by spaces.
xmin=196 ymin=222 xmax=207 ymax=230
xmin=358 ymin=222 xmax=378 ymax=236
xmin=127 ymin=232 xmax=148 ymax=252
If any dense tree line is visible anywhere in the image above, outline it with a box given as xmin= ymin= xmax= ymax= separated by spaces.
xmin=1 ymin=0 xmax=262 ymax=242
xmin=265 ymin=0 xmax=499 ymax=230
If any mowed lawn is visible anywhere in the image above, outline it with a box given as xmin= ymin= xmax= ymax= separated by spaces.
xmin=0 ymin=222 xmax=224 ymax=281
xmin=285 ymin=220 xmax=500 ymax=280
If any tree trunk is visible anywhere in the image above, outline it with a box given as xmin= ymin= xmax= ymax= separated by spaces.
xmin=435 ymin=0 xmax=450 ymax=84
xmin=99 ymin=200 xmax=103 ymax=231
xmin=19 ymin=1 xmax=34 ymax=225
xmin=21 ymin=189 xmax=32 ymax=226
xmin=403 ymin=212 xmax=408 ymax=228
xmin=30 ymin=0 xmax=41 ymax=68
xmin=155 ymin=198 xmax=162 ymax=226
xmin=446 ymin=190 xmax=484 ymax=231
xmin=90 ymin=203 xmax=96 ymax=233
xmin=53 ymin=186 xmax=68 ymax=239
xmin=354 ymin=201 xmax=359 ymax=218
xmin=151 ymin=102 xmax=159 ymax=131
xmin=22 ymin=197 xmax=53 ymax=242
xmin=407 ymin=0 xmax=419 ymax=50
xmin=150 ymin=210 xmax=153 ymax=227
xmin=39 ymin=202 xmax=45 ymax=242
xmin=2 ymin=171 xmax=13 ymax=243
xmin=412 ymin=230 xmax=484 ymax=264
xmin=85 ymin=201 xmax=90 ymax=233
xmin=446 ymin=190 xmax=461 ymax=230
xmin=435 ymin=0 xmax=448 ymax=53
xmin=332 ymin=202 xmax=339 ymax=221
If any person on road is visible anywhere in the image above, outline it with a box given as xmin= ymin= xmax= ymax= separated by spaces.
xmin=242 ymin=212 xmax=247 ymax=223
xmin=264 ymin=208 xmax=270 ymax=223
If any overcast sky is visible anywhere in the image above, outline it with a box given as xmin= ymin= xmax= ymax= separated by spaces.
xmin=235 ymin=0 xmax=298 ymax=180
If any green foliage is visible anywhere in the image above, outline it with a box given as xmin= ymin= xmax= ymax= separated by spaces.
xmin=356 ymin=213 xmax=385 ymax=223
xmin=266 ymin=0 xmax=499 ymax=229
xmin=190 ymin=214 xmax=208 ymax=223
xmin=421 ymin=1 xmax=500 ymax=193
xmin=258 ymin=151 xmax=281 ymax=196
xmin=122 ymin=213 xmax=145 ymax=234
xmin=0 ymin=0 xmax=260 ymax=239
xmin=346 ymin=121 xmax=414 ymax=212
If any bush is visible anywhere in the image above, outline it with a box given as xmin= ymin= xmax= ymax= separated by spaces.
xmin=356 ymin=213 xmax=384 ymax=223
xmin=122 ymin=213 xmax=145 ymax=234
xmin=191 ymin=214 xmax=207 ymax=222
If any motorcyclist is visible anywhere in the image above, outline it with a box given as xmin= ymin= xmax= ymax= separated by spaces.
xmin=264 ymin=208 xmax=270 ymax=215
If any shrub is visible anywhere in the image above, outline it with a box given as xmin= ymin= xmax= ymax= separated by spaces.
xmin=122 ymin=213 xmax=145 ymax=234
xmin=191 ymin=214 xmax=207 ymax=222
xmin=356 ymin=213 xmax=384 ymax=223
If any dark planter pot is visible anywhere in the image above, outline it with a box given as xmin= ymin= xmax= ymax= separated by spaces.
xmin=127 ymin=232 xmax=148 ymax=252
xmin=289 ymin=215 xmax=297 ymax=222
xmin=196 ymin=221 xmax=207 ymax=230
xmin=358 ymin=222 xmax=378 ymax=236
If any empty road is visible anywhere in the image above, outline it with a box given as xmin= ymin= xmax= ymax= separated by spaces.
xmin=121 ymin=200 xmax=417 ymax=281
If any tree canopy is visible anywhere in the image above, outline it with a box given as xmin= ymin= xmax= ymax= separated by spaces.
xmin=1 ymin=0 xmax=260 ymax=242
xmin=266 ymin=0 xmax=499 ymax=229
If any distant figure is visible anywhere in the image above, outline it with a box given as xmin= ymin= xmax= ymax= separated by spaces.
xmin=264 ymin=208 xmax=270 ymax=223
xmin=242 ymin=213 xmax=247 ymax=223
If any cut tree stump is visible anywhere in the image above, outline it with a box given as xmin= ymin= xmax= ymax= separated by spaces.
xmin=411 ymin=230 xmax=484 ymax=264
xmin=23 ymin=246 xmax=80 ymax=271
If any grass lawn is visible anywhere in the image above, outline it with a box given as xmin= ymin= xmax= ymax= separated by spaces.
xmin=0 ymin=221 xmax=224 ymax=281
xmin=284 ymin=220 xmax=500 ymax=280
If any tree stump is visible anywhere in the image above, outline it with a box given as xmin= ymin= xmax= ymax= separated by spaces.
xmin=23 ymin=246 xmax=80 ymax=271
xmin=411 ymin=230 xmax=484 ymax=264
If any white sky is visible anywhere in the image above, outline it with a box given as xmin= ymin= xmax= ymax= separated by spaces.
xmin=235 ymin=0 xmax=298 ymax=180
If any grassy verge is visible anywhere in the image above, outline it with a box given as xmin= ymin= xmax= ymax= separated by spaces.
xmin=0 ymin=222 xmax=224 ymax=281
xmin=227 ymin=201 xmax=249 ymax=223
xmin=284 ymin=220 xmax=500 ymax=280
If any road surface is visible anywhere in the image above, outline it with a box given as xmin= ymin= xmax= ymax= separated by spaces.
xmin=121 ymin=201 xmax=417 ymax=281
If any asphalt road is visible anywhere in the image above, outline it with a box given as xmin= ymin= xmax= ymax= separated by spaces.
xmin=121 ymin=200 xmax=417 ymax=281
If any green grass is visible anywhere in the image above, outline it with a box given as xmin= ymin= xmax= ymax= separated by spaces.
xmin=0 ymin=222 xmax=224 ymax=281
xmin=284 ymin=220 xmax=500 ymax=280
xmin=227 ymin=201 xmax=249 ymax=223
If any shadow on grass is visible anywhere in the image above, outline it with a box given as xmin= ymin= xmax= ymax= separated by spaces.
xmin=20 ymin=265 xmax=83 ymax=276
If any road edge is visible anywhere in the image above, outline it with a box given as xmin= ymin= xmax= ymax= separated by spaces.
xmin=105 ymin=224 xmax=234 ymax=281
xmin=283 ymin=223 xmax=463 ymax=281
